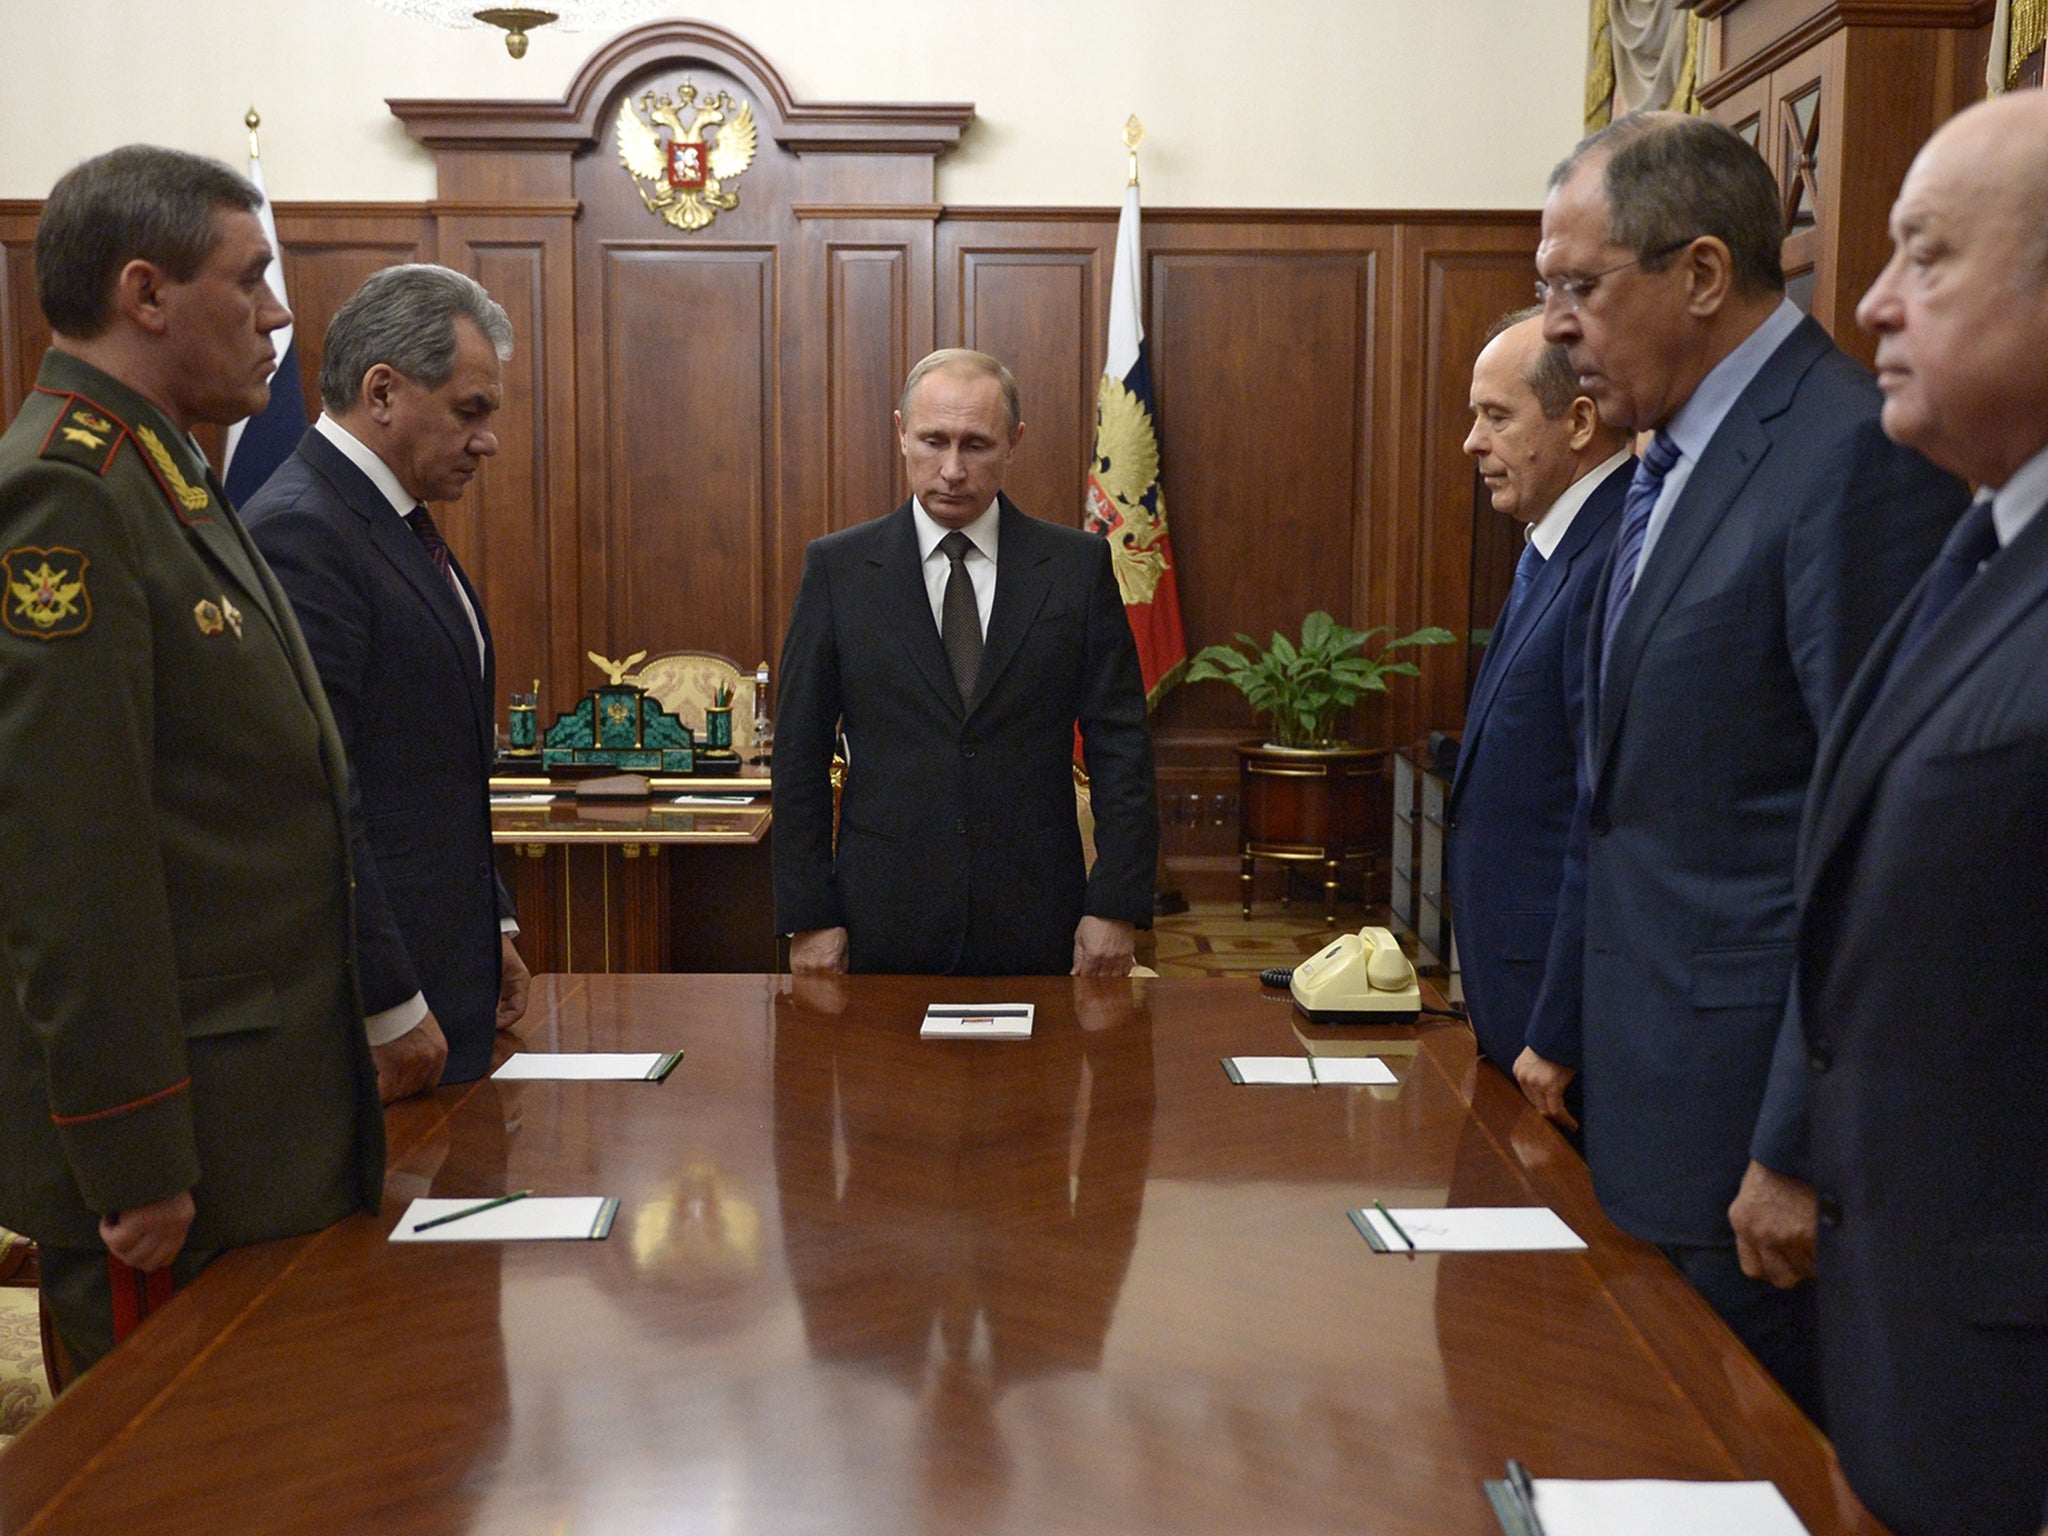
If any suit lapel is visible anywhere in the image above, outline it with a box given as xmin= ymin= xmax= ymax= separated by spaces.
xmin=1456 ymin=459 xmax=1630 ymax=806
xmin=970 ymin=497 xmax=1054 ymax=714
xmin=1594 ymin=319 xmax=1829 ymax=785
xmin=1802 ymin=506 xmax=2048 ymax=896
xmin=869 ymin=502 xmax=967 ymax=717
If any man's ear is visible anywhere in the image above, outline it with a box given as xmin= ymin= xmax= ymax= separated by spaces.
xmin=362 ymin=363 xmax=401 ymax=423
xmin=111 ymin=258 xmax=171 ymax=337
xmin=1566 ymin=396 xmax=1600 ymax=454
xmin=1683 ymin=236 xmax=1737 ymax=318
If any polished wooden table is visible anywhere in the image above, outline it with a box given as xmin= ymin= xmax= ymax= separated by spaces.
xmin=0 ymin=976 xmax=1885 ymax=1535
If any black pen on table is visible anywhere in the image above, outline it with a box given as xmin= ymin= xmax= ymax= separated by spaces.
xmin=1506 ymin=1458 xmax=1547 ymax=1536
xmin=1372 ymin=1199 xmax=1415 ymax=1253
xmin=415 ymin=1189 xmax=533 ymax=1232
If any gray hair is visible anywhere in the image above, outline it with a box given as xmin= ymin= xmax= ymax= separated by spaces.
xmin=1551 ymin=113 xmax=1785 ymax=297
xmin=898 ymin=348 xmax=1021 ymax=435
xmin=1483 ymin=304 xmax=1582 ymax=420
xmin=36 ymin=145 xmax=262 ymax=339
xmin=318 ymin=264 xmax=513 ymax=412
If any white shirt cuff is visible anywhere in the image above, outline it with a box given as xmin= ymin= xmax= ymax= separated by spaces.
xmin=365 ymin=991 xmax=429 ymax=1047
xmin=499 ymin=919 xmax=519 ymax=937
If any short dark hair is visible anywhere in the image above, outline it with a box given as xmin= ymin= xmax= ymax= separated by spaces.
xmin=318 ymin=264 xmax=514 ymax=412
xmin=899 ymin=349 xmax=1021 ymax=435
xmin=35 ymin=145 xmax=262 ymax=339
xmin=1551 ymin=113 xmax=1784 ymax=297
xmin=1483 ymin=304 xmax=1581 ymax=419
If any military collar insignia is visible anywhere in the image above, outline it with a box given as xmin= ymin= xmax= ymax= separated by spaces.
xmin=3 ymin=546 xmax=92 ymax=640
xmin=131 ymin=425 xmax=214 ymax=522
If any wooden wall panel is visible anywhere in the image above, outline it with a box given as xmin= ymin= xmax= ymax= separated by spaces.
xmin=594 ymin=244 xmax=775 ymax=668
xmin=270 ymin=207 xmax=432 ymax=420
xmin=824 ymin=242 xmax=911 ymax=529
xmin=943 ymin=240 xmax=1106 ymax=529
xmin=0 ymin=210 xmax=45 ymax=421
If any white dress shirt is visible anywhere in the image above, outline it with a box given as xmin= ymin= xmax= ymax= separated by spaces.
xmin=913 ymin=495 xmax=1000 ymax=640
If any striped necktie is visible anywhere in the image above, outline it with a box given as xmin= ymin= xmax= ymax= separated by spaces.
xmin=1600 ymin=432 xmax=1683 ymax=667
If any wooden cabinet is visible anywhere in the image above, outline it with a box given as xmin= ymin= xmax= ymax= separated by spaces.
xmin=1694 ymin=0 xmax=1993 ymax=366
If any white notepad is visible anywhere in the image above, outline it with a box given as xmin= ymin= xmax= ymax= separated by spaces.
xmin=1352 ymin=1206 xmax=1587 ymax=1253
xmin=488 ymin=792 xmax=557 ymax=806
xmin=492 ymin=1051 xmax=682 ymax=1082
xmin=921 ymin=1003 xmax=1034 ymax=1039
xmin=1224 ymin=1056 xmax=1397 ymax=1085
xmin=391 ymin=1196 xmax=618 ymax=1243
xmin=1532 ymin=1479 xmax=1809 ymax=1536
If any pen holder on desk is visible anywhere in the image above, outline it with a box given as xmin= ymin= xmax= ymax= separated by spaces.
xmin=507 ymin=690 xmax=539 ymax=755
xmin=705 ymin=705 xmax=733 ymax=751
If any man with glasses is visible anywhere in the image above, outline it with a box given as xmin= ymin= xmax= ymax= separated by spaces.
xmin=1516 ymin=112 xmax=1962 ymax=1420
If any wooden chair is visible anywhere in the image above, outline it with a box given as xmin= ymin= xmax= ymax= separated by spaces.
xmin=626 ymin=651 xmax=759 ymax=754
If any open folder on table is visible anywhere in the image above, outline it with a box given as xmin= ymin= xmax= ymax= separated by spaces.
xmin=391 ymin=1196 xmax=619 ymax=1243
xmin=1483 ymin=1476 xmax=1810 ymax=1536
xmin=1222 ymin=1056 xmax=1397 ymax=1086
xmin=493 ymin=1051 xmax=683 ymax=1082
xmin=1350 ymin=1206 xmax=1586 ymax=1253
xmin=921 ymin=1004 xmax=1034 ymax=1039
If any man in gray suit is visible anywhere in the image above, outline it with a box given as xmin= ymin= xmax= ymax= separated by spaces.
xmin=1521 ymin=112 xmax=1963 ymax=1418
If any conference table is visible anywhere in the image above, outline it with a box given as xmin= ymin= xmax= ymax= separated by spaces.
xmin=0 ymin=975 xmax=1886 ymax=1535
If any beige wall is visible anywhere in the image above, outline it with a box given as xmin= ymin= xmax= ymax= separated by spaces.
xmin=0 ymin=0 xmax=1587 ymax=206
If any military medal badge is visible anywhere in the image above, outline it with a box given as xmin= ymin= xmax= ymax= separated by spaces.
xmin=617 ymin=80 xmax=757 ymax=233
xmin=3 ymin=547 xmax=91 ymax=640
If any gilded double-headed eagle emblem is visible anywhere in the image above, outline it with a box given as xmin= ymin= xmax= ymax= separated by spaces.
xmin=616 ymin=81 xmax=758 ymax=233
xmin=1085 ymin=378 xmax=1173 ymax=606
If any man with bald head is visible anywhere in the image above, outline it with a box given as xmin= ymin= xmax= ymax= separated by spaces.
xmin=1447 ymin=309 xmax=1631 ymax=1099
xmin=773 ymin=348 xmax=1157 ymax=977
xmin=1764 ymin=94 xmax=2048 ymax=1534
xmin=1524 ymin=111 xmax=1965 ymax=1416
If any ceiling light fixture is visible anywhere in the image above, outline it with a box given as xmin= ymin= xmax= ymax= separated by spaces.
xmin=368 ymin=0 xmax=663 ymax=59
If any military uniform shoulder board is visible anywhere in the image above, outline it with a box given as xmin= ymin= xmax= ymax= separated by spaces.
xmin=35 ymin=393 xmax=123 ymax=478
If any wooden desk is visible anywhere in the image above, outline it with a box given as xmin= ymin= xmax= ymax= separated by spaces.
xmin=0 ymin=977 xmax=1884 ymax=1535
xmin=491 ymin=791 xmax=774 ymax=973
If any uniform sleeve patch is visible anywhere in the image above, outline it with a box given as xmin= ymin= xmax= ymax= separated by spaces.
xmin=3 ymin=547 xmax=92 ymax=639
xmin=37 ymin=400 xmax=122 ymax=477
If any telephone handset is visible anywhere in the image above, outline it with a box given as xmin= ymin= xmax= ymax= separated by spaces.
xmin=1290 ymin=925 xmax=1420 ymax=1024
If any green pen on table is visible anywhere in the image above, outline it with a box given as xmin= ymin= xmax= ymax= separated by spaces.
xmin=1372 ymin=1199 xmax=1415 ymax=1252
xmin=414 ymin=1190 xmax=534 ymax=1232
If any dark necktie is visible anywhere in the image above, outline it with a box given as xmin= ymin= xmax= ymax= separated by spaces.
xmin=404 ymin=503 xmax=450 ymax=571
xmin=1887 ymin=492 xmax=2000 ymax=678
xmin=938 ymin=529 xmax=983 ymax=702
xmin=1491 ymin=542 xmax=1544 ymax=656
xmin=1601 ymin=432 xmax=1683 ymax=666
xmin=404 ymin=504 xmax=462 ymax=599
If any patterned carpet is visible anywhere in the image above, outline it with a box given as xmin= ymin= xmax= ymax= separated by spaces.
xmin=1143 ymin=899 xmax=1385 ymax=978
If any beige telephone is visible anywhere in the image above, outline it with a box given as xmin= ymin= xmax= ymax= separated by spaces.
xmin=1291 ymin=925 xmax=1420 ymax=1024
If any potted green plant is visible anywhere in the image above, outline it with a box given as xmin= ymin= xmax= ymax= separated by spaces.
xmin=1186 ymin=611 xmax=1455 ymax=920
xmin=1185 ymin=611 xmax=1454 ymax=750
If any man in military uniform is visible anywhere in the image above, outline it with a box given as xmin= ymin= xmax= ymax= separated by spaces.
xmin=0 ymin=145 xmax=384 ymax=1374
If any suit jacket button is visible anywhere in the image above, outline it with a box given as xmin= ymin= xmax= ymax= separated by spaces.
xmin=954 ymin=818 xmax=967 ymax=835
xmin=1817 ymin=1195 xmax=1842 ymax=1228
xmin=961 ymin=746 xmax=975 ymax=759
xmin=1809 ymin=1042 xmax=1831 ymax=1072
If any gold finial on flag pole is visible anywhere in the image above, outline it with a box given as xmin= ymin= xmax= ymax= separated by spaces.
xmin=246 ymin=107 xmax=262 ymax=160
xmin=1123 ymin=115 xmax=1144 ymax=188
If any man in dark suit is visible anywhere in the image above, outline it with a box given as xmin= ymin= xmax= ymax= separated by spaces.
xmin=773 ymin=349 xmax=1157 ymax=977
xmin=1746 ymin=95 xmax=2048 ymax=1535
xmin=1447 ymin=308 xmax=1631 ymax=1100
xmin=246 ymin=264 xmax=529 ymax=1091
xmin=1519 ymin=113 xmax=1965 ymax=1418
xmin=0 ymin=146 xmax=382 ymax=1371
